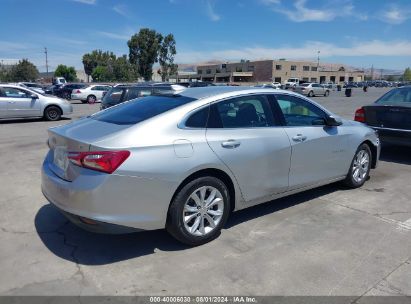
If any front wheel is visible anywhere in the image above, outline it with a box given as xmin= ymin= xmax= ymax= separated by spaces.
xmin=166 ymin=176 xmax=230 ymax=246
xmin=344 ymin=144 xmax=371 ymax=188
xmin=324 ymin=90 xmax=329 ymax=97
xmin=308 ymin=91 xmax=314 ymax=97
xmin=44 ymin=106 xmax=62 ymax=121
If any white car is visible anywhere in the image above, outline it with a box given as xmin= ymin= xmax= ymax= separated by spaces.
xmin=271 ymin=82 xmax=281 ymax=89
xmin=0 ymin=84 xmax=72 ymax=121
xmin=71 ymin=85 xmax=111 ymax=103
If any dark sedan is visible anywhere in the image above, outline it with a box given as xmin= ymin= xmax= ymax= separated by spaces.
xmin=55 ymin=83 xmax=88 ymax=99
xmin=354 ymin=86 xmax=411 ymax=146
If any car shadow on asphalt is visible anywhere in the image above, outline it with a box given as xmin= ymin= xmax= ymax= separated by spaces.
xmin=379 ymin=145 xmax=411 ymax=165
xmin=0 ymin=117 xmax=71 ymax=124
xmin=35 ymin=183 xmax=343 ymax=266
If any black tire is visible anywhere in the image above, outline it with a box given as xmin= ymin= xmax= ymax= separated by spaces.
xmin=308 ymin=91 xmax=314 ymax=97
xmin=324 ymin=90 xmax=329 ymax=97
xmin=343 ymin=143 xmax=372 ymax=188
xmin=44 ymin=106 xmax=62 ymax=121
xmin=87 ymin=95 xmax=97 ymax=104
xmin=62 ymin=92 xmax=70 ymax=100
xmin=166 ymin=176 xmax=230 ymax=246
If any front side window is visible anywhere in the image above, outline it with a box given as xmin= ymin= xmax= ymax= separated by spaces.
xmin=3 ymin=87 xmax=31 ymax=98
xmin=376 ymin=88 xmax=411 ymax=104
xmin=125 ymin=87 xmax=152 ymax=101
xmin=274 ymin=94 xmax=326 ymax=126
xmin=208 ymin=95 xmax=274 ymax=128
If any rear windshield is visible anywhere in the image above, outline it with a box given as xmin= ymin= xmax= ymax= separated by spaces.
xmin=376 ymin=88 xmax=411 ymax=104
xmin=300 ymin=83 xmax=310 ymax=87
xmin=93 ymin=95 xmax=196 ymax=125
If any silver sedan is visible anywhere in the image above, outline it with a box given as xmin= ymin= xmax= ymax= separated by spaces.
xmin=0 ymin=84 xmax=73 ymax=120
xmin=41 ymin=87 xmax=380 ymax=245
xmin=295 ymin=83 xmax=330 ymax=97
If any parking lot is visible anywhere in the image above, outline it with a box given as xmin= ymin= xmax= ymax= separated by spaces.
xmin=0 ymin=87 xmax=410 ymax=297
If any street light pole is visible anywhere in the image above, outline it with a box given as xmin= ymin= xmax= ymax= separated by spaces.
xmin=44 ymin=47 xmax=49 ymax=80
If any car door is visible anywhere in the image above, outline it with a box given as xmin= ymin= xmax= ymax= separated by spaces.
xmin=272 ymin=93 xmax=350 ymax=190
xmin=206 ymin=94 xmax=291 ymax=203
xmin=3 ymin=87 xmax=41 ymax=118
xmin=311 ymin=83 xmax=321 ymax=95
xmin=0 ymin=88 xmax=8 ymax=118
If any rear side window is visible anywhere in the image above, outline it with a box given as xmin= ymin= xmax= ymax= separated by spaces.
xmin=185 ymin=106 xmax=210 ymax=128
xmin=93 ymin=95 xmax=196 ymax=125
xmin=208 ymin=95 xmax=275 ymax=128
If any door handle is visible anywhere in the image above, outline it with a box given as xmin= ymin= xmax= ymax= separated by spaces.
xmin=221 ymin=139 xmax=241 ymax=149
xmin=292 ymin=134 xmax=307 ymax=142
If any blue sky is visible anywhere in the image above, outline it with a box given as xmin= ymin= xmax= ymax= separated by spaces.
xmin=1 ymin=0 xmax=410 ymax=72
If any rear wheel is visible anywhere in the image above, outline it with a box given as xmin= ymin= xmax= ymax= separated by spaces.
xmin=44 ymin=106 xmax=62 ymax=121
xmin=308 ymin=90 xmax=314 ymax=97
xmin=166 ymin=176 xmax=230 ymax=246
xmin=87 ymin=95 xmax=97 ymax=104
xmin=324 ymin=90 xmax=329 ymax=97
xmin=344 ymin=143 xmax=371 ymax=188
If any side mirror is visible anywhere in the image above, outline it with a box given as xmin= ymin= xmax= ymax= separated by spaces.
xmin=312 ymin=118 xmax=327 ymax=126
xmin=325 ymin=115 xmax=342 ymax=126
xmin=30 ymin=94 xmax=39 ymax=99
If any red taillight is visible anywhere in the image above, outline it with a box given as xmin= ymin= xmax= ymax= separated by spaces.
xmin=68 ymin=150 xmax=130 ymax=174
xmin=354 ymin=107 xmax=366 ymax=122
xmin=75 ymin=89 xmax=81 ymax=93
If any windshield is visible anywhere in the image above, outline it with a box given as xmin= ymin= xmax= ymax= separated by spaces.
xmin=376 ymin=88 xmax=411 ymax=104
xmin=93 ymin=95 xmax=196 ymax=125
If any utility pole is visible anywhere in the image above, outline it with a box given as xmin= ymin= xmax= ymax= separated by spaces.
xmin=317 ymin=50 xmax=320 ymax=83
xmin=44 ymin=47 xmax=49 ymax=80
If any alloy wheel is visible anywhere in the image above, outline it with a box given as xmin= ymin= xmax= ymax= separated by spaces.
xmin=352 ymin=149 xmax=369 ymax=183
xmin=183 ymin=186 xmax=224 ymax=236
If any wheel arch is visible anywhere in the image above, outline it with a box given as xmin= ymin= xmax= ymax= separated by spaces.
xmin=169 ymin=168 xmax=237 ymax=215
xmin=362 ymin=140 xmax=378 ymax=169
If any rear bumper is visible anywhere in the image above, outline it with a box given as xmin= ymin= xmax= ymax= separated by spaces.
xmin=371 ymin=127 xmax=411 ymax=147
xmin=41 ymin=152 xmax=176 ymax=233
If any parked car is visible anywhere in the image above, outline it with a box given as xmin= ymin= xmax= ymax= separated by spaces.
xmin=18 ymin=82 xmax=46 ymax=94
xmin=100 ymin=82 xmax=186 ymax=110
xmin=55 ymin=83 xmax=88 ymax=99
xmin=284 ymin=78 xmax=300 ymax=89
xmin=71 ymin=85 xmax=112 ymax=103
xmin=44 ymin=84 xmax=63 ymax=95
xmin=271 ymin=82 xmax=282 ymax=89
xmin=0 ymin=84 xmax=72 ymax=121
xmin=42 ymin=86 xmax=380 ymax=245
xmin=254 ymin=84 xmax=280 ymax=89
xmin=295 ymin=83 xmax=330 ymax=97
xmin=52 ymin=77 xmax=67 ymax=85
xmin=354 ymin=86 xmax=411 ymax=146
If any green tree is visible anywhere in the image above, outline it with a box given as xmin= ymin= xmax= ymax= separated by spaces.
xmin=158 ymin=33 xmax=178 ymax=81
xmin=91 ymin=66 xmax=109 ymax=82
xmin=112 ymin=55 xmax=138 ymax=81
xmin=54 ymin=64 xmax=77 ymax=82
xmin=128 ymin=28 xmax=163 ymax=81
xmin=403 ymin=67 xmax=411 ymax=82
xmin=82 ymin=53 xmax=95 ymax=82
xmin=82 ymin=50 xmax=118 ymax=82
xmin=8 ymin=59 xmax=39 ymax=82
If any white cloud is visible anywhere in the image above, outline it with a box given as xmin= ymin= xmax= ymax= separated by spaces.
xmin=72 ymin=0 xmax=96 ymax=4
xmin=205 ymin=0 xmax=220 ymax=21
xmin=113 ymin=4 xmax=130 ymax=17
xmin=378 ymin=5 xmax=411 ymax=24
xmin=175 ymin=40 xmax=411 ymax=63
xmin=97 ymin=31 xmax=130 ymax=41
xmin=263 ymin=0 xmax=366 ymax=22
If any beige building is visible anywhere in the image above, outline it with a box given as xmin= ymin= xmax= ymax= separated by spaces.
xmin=177 ymin=59 xmax=364 ymax=84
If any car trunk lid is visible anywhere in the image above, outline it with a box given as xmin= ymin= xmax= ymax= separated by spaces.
xmin=363 ymin=104 xmax=411 ymax=130
xmin=47 ymin=118 xmax=132 ymax=181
